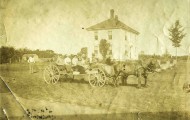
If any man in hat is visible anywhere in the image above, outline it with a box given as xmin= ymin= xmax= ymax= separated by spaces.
xmin=28 ymin=55 xmax=35 ymax=73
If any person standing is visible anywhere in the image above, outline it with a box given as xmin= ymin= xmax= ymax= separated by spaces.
xmin=56 ymin=55 xmax=65 ymax=65
xmin=28 ymin=55 xmax=35 ymax=73
xmin=64 ymin=55 xmax=72 ymax=72
xmin=64 ymin=55 xmax=71 ymax=65
xmin=72 ymin=55 xmax=78 ymax=66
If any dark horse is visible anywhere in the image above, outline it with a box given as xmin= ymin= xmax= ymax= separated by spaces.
xmin=113 ymin=58 xmax=159 ymax=88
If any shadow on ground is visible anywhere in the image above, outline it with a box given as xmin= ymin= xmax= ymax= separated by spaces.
xmin=26 ymin=112 xmax=190 ymax=120
xmin=59 ymin=78 xmax=89 ymax=84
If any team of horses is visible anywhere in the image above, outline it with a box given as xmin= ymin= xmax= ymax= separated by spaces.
xmin=111 ymin=58 xmax=160 ymax=88
xmin=96 ymin=58 xmax=176 ymax=88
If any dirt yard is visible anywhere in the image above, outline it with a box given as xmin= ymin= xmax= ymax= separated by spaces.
xmin=0 ymin=61 xmax=190 ymax=120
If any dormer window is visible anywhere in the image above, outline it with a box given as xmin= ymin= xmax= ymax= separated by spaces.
xmin=94 ymin=31 xmax=98 ymax=40
xmin=108 ymin=30 xmax=112 ymax=40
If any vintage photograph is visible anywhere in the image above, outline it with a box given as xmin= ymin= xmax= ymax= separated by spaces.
xmin=0 ymin=0 xmax=190 ymax=119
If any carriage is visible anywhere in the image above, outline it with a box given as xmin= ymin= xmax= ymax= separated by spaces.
xmin=43 ymin=58 xmax=120 ymax=87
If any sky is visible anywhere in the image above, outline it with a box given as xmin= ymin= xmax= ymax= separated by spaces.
xmin=1 ymin=0 xmax=190 ymax=55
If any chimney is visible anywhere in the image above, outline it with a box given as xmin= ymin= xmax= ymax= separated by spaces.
xmin=110 ymin=9 xmax=114 ymax=19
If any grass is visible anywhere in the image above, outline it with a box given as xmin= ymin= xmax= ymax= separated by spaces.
xmin=0 ymin=61 xmax=190 ymax=115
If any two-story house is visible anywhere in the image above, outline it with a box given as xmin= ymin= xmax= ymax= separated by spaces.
xmin=87 ymin=9 xmax=140 ymax=61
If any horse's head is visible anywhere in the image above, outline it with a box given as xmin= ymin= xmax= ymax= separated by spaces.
xmin=146 ymin=58 xmax=160 ymax=73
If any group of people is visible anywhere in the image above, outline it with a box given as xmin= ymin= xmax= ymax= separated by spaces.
xmin=27 ymin=55 xmax=88 ymax=74
xmin=55 ymin=55 xmax=88 ymax=73
xmin=56 ymin=55 xmax=87 ymax=66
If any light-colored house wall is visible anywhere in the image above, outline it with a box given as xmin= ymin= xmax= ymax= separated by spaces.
xmin=111 ymin=29 xmax=126 ymax=60
xmin=88 ymin=29 xmax=138 ymax=61
xmin=125 ymin=30 xmax=138 ymax=60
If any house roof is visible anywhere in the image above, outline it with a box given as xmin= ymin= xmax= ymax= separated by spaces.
xmin=86 ymin=10 xmax=139 ymax=35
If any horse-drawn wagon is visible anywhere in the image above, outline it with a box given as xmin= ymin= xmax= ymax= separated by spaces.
xmin=43 ymin=57 xmax=120 ymax=87
xmin=43 ymin=56 xmax=159 ymax=88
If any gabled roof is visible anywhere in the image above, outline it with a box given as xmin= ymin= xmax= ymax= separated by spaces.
xmin=86 ymin=10 xmax=139 ymax=35
xmin=87 ymin=19 xmax=139 ymax=35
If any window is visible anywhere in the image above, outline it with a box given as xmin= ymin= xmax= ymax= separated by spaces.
xmin=108 ymin=30 xmax=112 ymax=40
xmin=125 ymin=31 xmax=128 ymax=41
xmin=94 ymin=31 xmax=98 ymax=40
xmin=125 ymin=50 xmax=128 ymax=55
xmin=125 ymin=35 xmax=127 ymax=41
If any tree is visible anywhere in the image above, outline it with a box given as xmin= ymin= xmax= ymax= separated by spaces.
xmin=80 ymin=47 xmax=88 ymax=59
xmin=0 ymin=46 xmax=15 ymax=63
xmin=168 ymin=20 xmax=186 ymax=61
xmin=0 ymin=46 xmax=58 ymax=64
xmin=99 ymin=39 xmax=110 ymax=60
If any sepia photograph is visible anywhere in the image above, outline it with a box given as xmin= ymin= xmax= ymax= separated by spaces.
xmin=0 ymin=0 xmax=190 ymax=119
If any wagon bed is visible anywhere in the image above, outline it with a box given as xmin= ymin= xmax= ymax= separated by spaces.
xmin=43 ymin=64 xmax=118 ymax=87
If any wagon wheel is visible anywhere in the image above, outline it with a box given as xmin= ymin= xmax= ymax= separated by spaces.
xmin=88 ymin=68 xmax=106 ymax=87
xmin=44 ymin=64 xmax=60 ymax=84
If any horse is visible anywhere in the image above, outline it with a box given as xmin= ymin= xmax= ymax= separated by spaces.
xmin=113 ymin=58 xmax=159 ymax=88
xmin=156 ymin=59 xmax=177 ymax=71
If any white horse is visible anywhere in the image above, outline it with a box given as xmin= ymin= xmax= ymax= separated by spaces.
xmin=157 ymin=59 xmax=176 ymax=71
